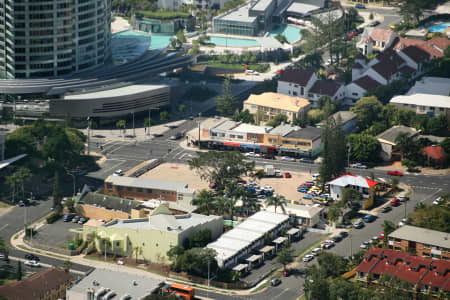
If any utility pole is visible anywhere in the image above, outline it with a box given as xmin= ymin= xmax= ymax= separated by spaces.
xmin=347 ymin=143 xmax=351 ymax=168
xmin=87 ymin=116 xmax=90 ymax=155
xmin=198 ymin=121 xmax=201 ymax=148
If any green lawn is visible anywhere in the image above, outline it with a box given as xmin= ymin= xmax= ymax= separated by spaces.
xmin=0 ymin=202 xmax=11 ymax=208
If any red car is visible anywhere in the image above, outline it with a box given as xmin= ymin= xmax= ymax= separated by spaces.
xmin=391 ymin=198 xmax=401 ymax=206
xmin=378 ymin=233 xmax=385 ymax=239
xmin=283 ymin=269 xmax=290 ymax=277
xmin=284 ymin=172 xmax=292 ymax=178
xmin=387 ymin=170 xmax=403 ymax=176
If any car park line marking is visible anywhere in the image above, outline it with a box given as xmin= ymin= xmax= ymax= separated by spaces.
xmin=420 ymin=188 xmax=442 ymax=203
xmin=101 ymin=160 xmax=127 ymax=174
xmin=0 ymin=224 xmax=8 ymax=231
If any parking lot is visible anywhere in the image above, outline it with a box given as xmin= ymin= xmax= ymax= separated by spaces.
xmin=33 ymin=219 xmax=81 ymax=248
xmin=140 ymin=163 xmax=315 ymax=203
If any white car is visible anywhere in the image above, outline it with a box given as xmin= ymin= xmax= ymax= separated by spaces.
xmin=312 ymin=248 xmax=322 ymax=256
xmin=350 ymin=163 xmax=368 ymax=169
xmin=372 ymin=236 xmax=380 ymax=241
xmin=360 ymin=241 xmax=370 ymax=249
xmin=245 ymin=152 xmax=258 ymax=157
xmin=113 ymin=169 xmax=124 ymax=176
xmin=303 ymin=254 xmax=314 ymax=262
xmin=433 ymin=197 xmax=442 ymax=205
xmin=24 ymin=260 xmax=40 ymax=267
xmin=281 ymin=156 xmax=296 ymax=162
xmin=398 ymin=218 xmax=408 ymax=227
xmin=117 ymin=259 xmax=124 ymax=265
xmin=263 ymin=186 xmax=274 ymax=192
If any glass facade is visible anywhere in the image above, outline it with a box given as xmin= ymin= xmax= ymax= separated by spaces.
xmin=0 ymin=0 xmax=112 ymax=79
xmin=213 ymin=19 xmax=257 ymax=36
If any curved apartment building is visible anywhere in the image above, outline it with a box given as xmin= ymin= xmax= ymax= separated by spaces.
xmin=0 ymin=0 xmax=111 ymax=79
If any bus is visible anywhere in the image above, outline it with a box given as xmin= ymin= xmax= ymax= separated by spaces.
xmin=166 ymin=283 xmax=195 ymax=300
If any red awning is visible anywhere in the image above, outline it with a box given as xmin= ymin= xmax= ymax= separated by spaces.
xmin=223 ymin=142 xmax=241 ymax=147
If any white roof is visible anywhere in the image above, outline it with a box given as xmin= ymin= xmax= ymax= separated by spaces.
xmin=207 ymin=211 xmax=289 ymax=262
xmin=105 ymin=175 xmax=194 ymax=194
xmin=390 ymin=94 xmax=450 ymax=109
xmin=265 ymin=204 xmax=322 ymax=219
xmin=407 ymin=77 xmax=450 ymax=96
xmin=217 ymin=4 xmax=257 ymax=23
xmin=64 ymin=84 xmax=168 ymax=100
xmin=0 ymin=154 xmax=27 ymax=170
xmin=252 ymin=0 xmax=273 ymax=12
xmin=233 ymin=123 xmax=272 ymax=134
xmin=327 ymin=174 xmax=376 ymax=189
xmin=287 ymin=2 xmax=319 ymax=15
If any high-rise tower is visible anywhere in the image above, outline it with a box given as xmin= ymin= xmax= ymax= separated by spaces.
xmin=0 ymin=0 xmax=111 ymax=79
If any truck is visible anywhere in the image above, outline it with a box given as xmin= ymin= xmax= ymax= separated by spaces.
xmin=255 ymin=165 xmax=276 ymax=177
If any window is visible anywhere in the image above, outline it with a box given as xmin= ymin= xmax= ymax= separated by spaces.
xmin=117 ymin=186 xmax=122 ymax=191
xmin=352 ymin=93 xmax=358 ymax=96
xmin=146 ymin=189 xmax=152 ymax=193
xmin=106 ymin=184 xmax=112 ymax=190
xmin=137 ymin=188 xmax=143 ymax=192
xmin=127 ymin=187 xmax=132 ymax=191
xmin=439 ymin=108 xmax=444 ymax=112
xmin=293 ymin=91 xmax=298 ymax=96
xmin=230 ymin=134 xmax=236 ymax=138
xmin=301 ymin=87 xmax=304 ymax=95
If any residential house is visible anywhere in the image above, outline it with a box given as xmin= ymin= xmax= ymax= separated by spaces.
xmin=407 ymin=76 xmax=450 ymax=96
xmin=390 ymin=94 xmax=450 ymax=118
xmin=104 ymin=176 xmax=195 ymax=206
xmin=345 ymin=75 xmax=382 ymax=101
xmin=397 ymin=45 xmax=430 ymax=76
xmin=317 ymin=111 xmax=357 ymax=135
xmin=388 ymin=225 xmax=450 ymax=260
xmin=67 ymin=268 xmax=163 ymax=300
xmin=83 ymin=206 xmax=223 ymax=262
xmin=356 ymin=248 xmax=450 ymax=296
xmin=207 ymin=211 xmax=290 ymax=269
xmin=0 ymin=267 xmax=72 ymax=300
xmin=264 ymin=125 xmax=322 ymax=157
xmin=327 ymin=173 xmax=378 ymax=200
xmin=394 ymin=36 xmax=450 ymax=59
xmin=243 ymin=92 xmax=311 ymax=123
xmin=277 ymin=68 xmax=345 ymax=107
xmin=422 ymin=145 xmax=447 ymax=167
xmin=376 ymin=125 xmax=419 ymax=161
xmin=357 ymin=28 xmax=399 ymax=55
xmin=264 ymin=203 xmax=322 ymax=227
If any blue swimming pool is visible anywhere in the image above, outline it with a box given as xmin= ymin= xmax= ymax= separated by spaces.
xmin=427 ymin=22 xmax=450 ymax=32
xmin=113 ymin=30 xmax=173 ymax=50
xmin=208 ymin=36 xmax=260 ymax=47
xmin=268 ymin=24 xmax=302 ymax=43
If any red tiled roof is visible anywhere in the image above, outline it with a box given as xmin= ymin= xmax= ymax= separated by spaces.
xmin=422 ymin=145 xmax=446 ymax=161
xmin=370 ymin=28 xmax=396 ymax=42
xmin=421 ymin=260 xmax=450 ymax=291
xmin=279 ymin=68 xmax=315 ymax=86
xmin=428 ymin=37 xmax=450 ymax=54
xmin=372 ymin=60 xmax=398 ymax=80
xmin=357 ymin=248 xmax=384 ymax=273
xmin=0 ymin=267 xmax=72 ymax=300
xmin=353 ymin=75 xmax=382 ymax=91
xmin=309 ymin=80 xmax=342 ymax=97
xmin=393 ymin=37 xmax=444 ymax=58
xmin=401 ymin=46 xmax=430 ymax=64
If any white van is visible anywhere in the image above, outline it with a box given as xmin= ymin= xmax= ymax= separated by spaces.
xmin=312 ymin=173 xmax=320 ymax=181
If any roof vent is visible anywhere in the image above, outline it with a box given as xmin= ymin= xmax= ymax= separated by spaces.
xmin=132 ymin=280 xmax=138 ymax=286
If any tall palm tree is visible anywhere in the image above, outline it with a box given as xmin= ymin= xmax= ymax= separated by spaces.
xmin=193 ymin=189 xmax=215 ymax=215
xmin=132 ymin=245 xmax=143 ymax=263
xmin=239 ymin=187 xmax=260 ymax=216
xmin=264 ymin=194 xmax=287 ymax=214
xmin=15 ymin=167 xmax=32 ymax=201
xmin=5 ymin=173 xmax=19 ymax=203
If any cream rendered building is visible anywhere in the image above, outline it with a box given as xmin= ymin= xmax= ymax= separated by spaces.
xmin=243 ymin=92 xmax=311 ymax=124
xmin=83 ymin=206 xmax=223 ymax=263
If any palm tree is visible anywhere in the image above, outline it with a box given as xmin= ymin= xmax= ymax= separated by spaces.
xmin=239 ymin=188 xmax=260 ymax=216
xmin=395 ymin=132 xmax=417 ymax=160
xmin=264 ymin=194 xmax=286 ymax=214
xmin=132 ymin=245 xmax=143 ymax=263
xmin=15 ymin=167 xmax=32 ymax=201
xmin=86 ymin=231 xmax=100 ymax=253
xmin=382 ymin=220 xmax=396 ymax=247
xmin=5 ymin=173 xmax=19 ymax=203
xmin=193 ymin=189 xmax=215 ymax=215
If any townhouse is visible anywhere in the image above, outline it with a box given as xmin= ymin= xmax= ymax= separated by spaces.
xmin=327 ymin=173 xmax=378 ymax=200
xmin=356 ymin=248 xmax=450 ymax=296
xmin=357 ymin=28 xmax=399 ymax=55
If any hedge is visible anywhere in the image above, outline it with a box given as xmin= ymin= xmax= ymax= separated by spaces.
xmin=137 ymin=10 xmax=190 ymax=20
xmin=46 ymin=212 xmax=61 ymax=224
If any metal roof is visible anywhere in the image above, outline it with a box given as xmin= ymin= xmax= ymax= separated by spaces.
xmin=391 ymin=94 xmax=450 ymax=109
xmin=389 ymin=225 xmax=450 ymax=249
xmin=105 ymin=175 xmax=194 ymax=194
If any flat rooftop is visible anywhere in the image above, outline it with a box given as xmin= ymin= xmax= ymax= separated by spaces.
xmin=251 ymin=0 xmax=273 ymax=12
xmin=64 ymin=83 xmax=168 ymax=100
xmin=67 ymin=268 xmax=163 ymax=299
xmin=105 ymin=175 xmax=193 ymax=193
xmin=106 ymin=213 xmax=221 ymax=232
xmin=407 ymin=77 xmax=450 ymax=96
xmin=389 ymin=225 xmax=450 ymax=249
xmin=217 ymin=4 xmax=257 ymax=23
xmin=244 ymin=92 xmax=310 ymax=112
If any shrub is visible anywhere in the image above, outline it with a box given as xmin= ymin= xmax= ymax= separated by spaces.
xmin=46 ymin=212 xmax=61 ymax=224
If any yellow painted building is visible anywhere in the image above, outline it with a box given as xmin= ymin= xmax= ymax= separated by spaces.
xmin=243 ymin=92 xmax=310 ymax=123
xmin=83 ymin=206 xmax=223 ymax=263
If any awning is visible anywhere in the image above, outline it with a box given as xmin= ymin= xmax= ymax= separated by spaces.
xmin=260 ymin=145 xmax=278 ymax=149
xmin=287 ymin=228 xmax=300 ymax=235
xmin=259 ymin=245 xmax=275 ymax=253
xmin=246 ymin=254 xmax=262 ymax=263
xmin=241 ymin=143 xmax=260 ymax=149
xmin=232 ymin=264 xmax=248 ymax=272
xmin=272 ymin=237 xmax=288 ymax=244
xmin=223 ymin=141 xmax=241 ymax=147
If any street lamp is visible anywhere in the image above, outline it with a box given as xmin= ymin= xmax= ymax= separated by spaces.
xmin=347 ymin=142 xmax=351 ymax=168
xmin=147 ymin=107 xmax=160 ymax=136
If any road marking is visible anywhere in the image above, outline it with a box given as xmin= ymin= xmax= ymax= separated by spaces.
xmin=105 ymin=155 xmax=145 ymax=161
xmin=102 ymin=160 xmax=127 ymax=174
xmin=0 ymin=224 xmax=8 ymax=231
xmin=420 ymin=188 xmax=442 ymax=203
xmin=8 ymin=256 xmax=86 ymax=275
xmin=273 ymin=288 xmax=290 ymax=300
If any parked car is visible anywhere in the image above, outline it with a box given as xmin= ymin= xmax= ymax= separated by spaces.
xmin=350 ymin=163 xmax=367 ymax=169
xmin=381 ymin=206 xmax=392 ymax=213
xmin=391 ymin=198 xmax=401 ymax=206
xmin=72 ymin=216 xmax=80 ymax=223
xmin=170 ymin=132 xmax=183 ymax=140
xmin=113 ymin=169 xmax=124 ymax=176
xmin=281 ymin=156 xmax=296 ymax=162
xmin=398 ymin=196 xmax=409 ymax=202
xmin=372 ymin=236 xmax=380 ymax=242
xmin=117 ymin=259 xmax=125 ymax=265
xmin=370 ymin=20 xmax=380 ymax=27
xmin=339 ymin=231 xmax=348 ymax=238
xmin=282 ymin=269 xmax=291 ymax=277
xmin=355 ymin=3 xmax=366 ymax=9
xmin=63 ymin=214 xmax=74 ymax=222
xmin=284 ymin=172 xmax=292 ymax=178
xmin=312 ymin=173 xmax=320 ymax=181
xmin=332 ymin=235 xmax=342 ymax=243
xmin=360 ymin=241 xmax=370 ymax=249
xmin=270 ymin=278 xmax=281 ymax=286
xmin=303 ymin=254 xmax=314 ymax=262
xmin=24 ymin=254 xmax=39 ymax=261
xmin=353 ymin=219 xmax=364 ymax=229
xmin=303 ymin=194 xmax=314 ymax=200
xmin=78 ymin=217 xmax=87 ymax=224
xmin=387 ymin=170 xmax=403 ymax=176
xmin=378 ymin=233 xmax=385 ymax=239
xmin=299 ymin=158 xmax=314 ymax=164
xmin=398 ymin=218 xmax=408 ymax=227
xmin=24 ymin=260 xmax=40 ymax=267
xmin=363 ymin=214 xmax=376 ymax=223
xmin=433 ymin=196 xmax=443 ymax=205
xmin=312 ymin=248 xmax=322 ymax=256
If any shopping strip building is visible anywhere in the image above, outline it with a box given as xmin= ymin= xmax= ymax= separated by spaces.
xmin=0 ymin=0 xmax=194 ymax=119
